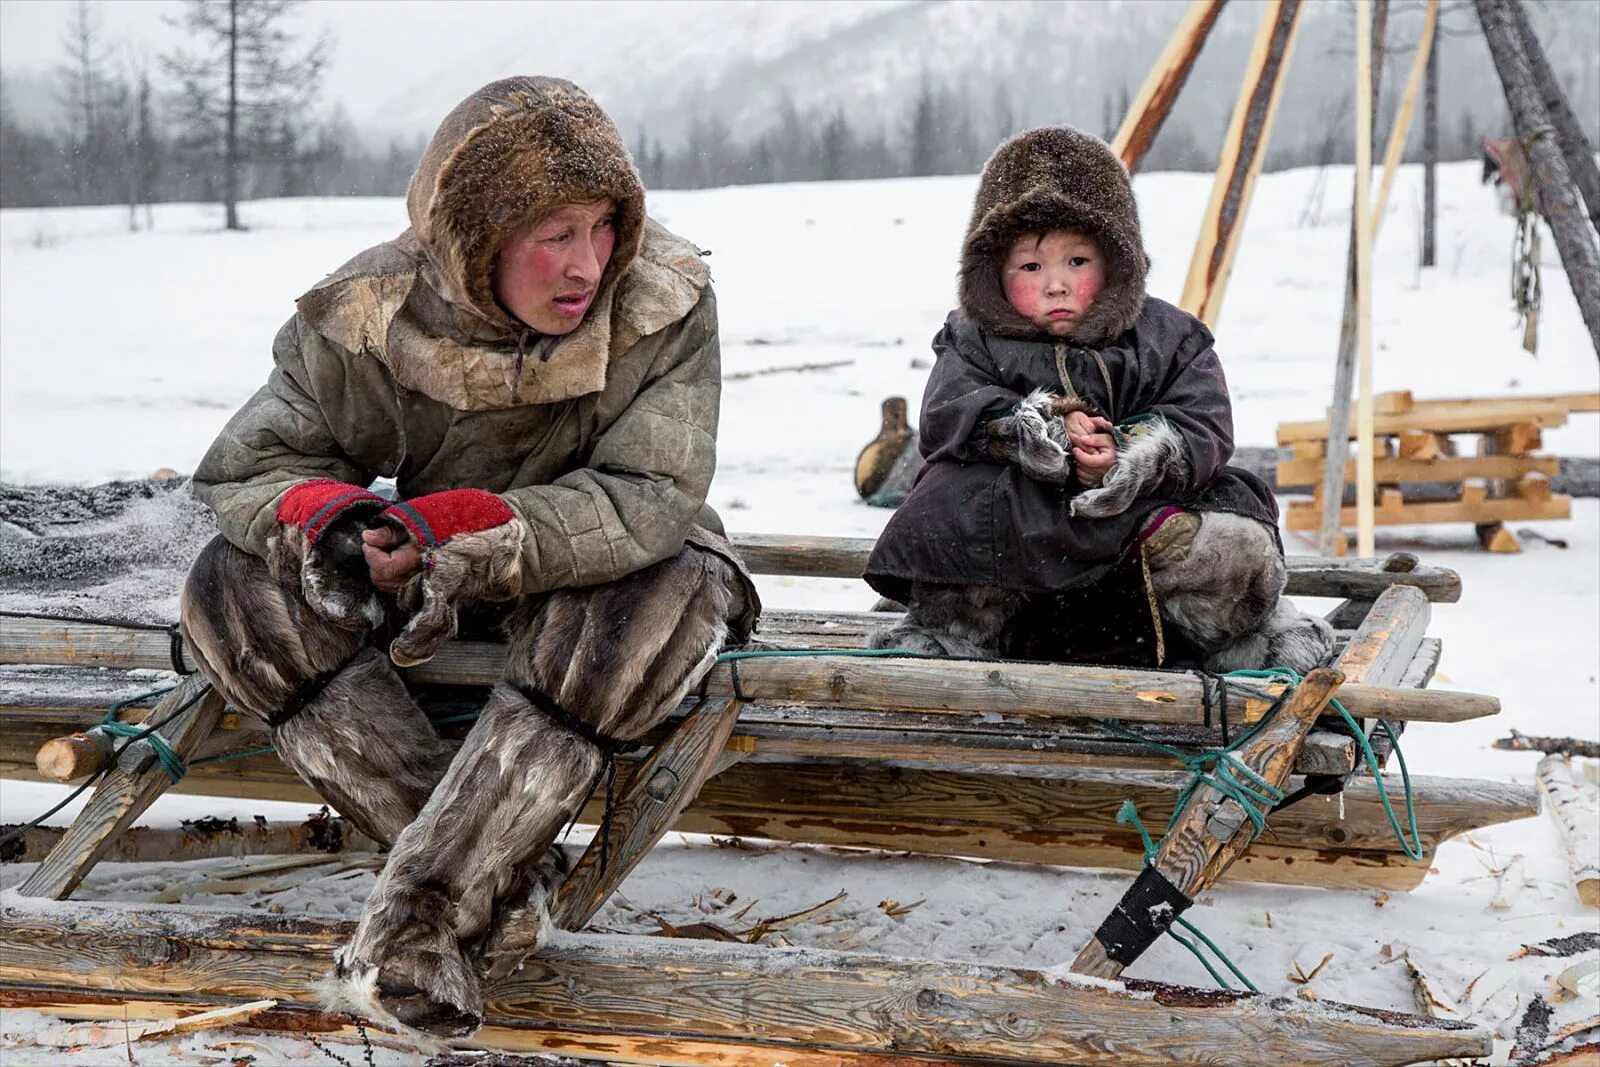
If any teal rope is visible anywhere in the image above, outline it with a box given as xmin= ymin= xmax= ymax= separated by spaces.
xmin=1222 ymin=668 xmax=1423 ymax=861
xmin=99 ymin=685 xmax=186 ymax=782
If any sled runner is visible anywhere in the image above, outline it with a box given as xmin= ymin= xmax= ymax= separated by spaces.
xmin=0 ymin=533 xmax=1512 ymax=1065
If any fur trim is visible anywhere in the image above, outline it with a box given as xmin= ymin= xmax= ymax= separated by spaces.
xmin=407 ymin=76 xmax=645 ymax=334
xmin=960 ymin=127 xmax=1148 ymax=345
xmin=390 ymin=517 xmax=527 ymax=667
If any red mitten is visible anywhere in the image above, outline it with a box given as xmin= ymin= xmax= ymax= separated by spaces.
xmin=267 ymin=480 xmax=388 ymax=628
xmin=378 ymin=490 xmax=526 ymax=666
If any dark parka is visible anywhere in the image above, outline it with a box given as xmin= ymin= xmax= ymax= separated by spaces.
xmin=864 ymin=127 xmax=1277 ymax=603
xmin=193 ymin=77 xmax=744 ymax=601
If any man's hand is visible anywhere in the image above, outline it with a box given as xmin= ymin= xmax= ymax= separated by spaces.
xmin=1064 ymin=411 xmax=1117 ymax=488
xmin=363 ymin=525 xmax=422 ymax=593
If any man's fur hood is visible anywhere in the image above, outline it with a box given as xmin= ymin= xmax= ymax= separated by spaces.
xmin=959 ymin=126 xmax=1148 ymax=346
xmin=293 ymin=76 xmax=709 ymax=410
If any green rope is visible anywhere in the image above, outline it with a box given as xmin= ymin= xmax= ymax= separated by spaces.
xmin=98 ymin=685 xmax=186 ymax=782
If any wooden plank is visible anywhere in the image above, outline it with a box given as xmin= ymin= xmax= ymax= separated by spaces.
xmin=0 ymin=898 xmax=1493 ymax=1066
xmin=1336 ymin=585 xmax=1431 ymax=688
xmin=1476 ymin=521 xmax=1523 ymax=553
xmin=552 ymin=698 xmax=745 ymax=930
xmin=1112 ymin=0 xmax=1230 ymax=173
xmin=1355 ymin=0 xmax=1376 ymax=557
xmin=1070 ymin=668 xmax=1345 ymax=978
xmin=1179 ymin=0 xmax=1303 ymax=326
xmin=1276 ymin=452 xmax=1558 ymax=487
xmin=2 ymin=815 xmax=380 ymax=866
xmin=721 ymin=534 xmax=1465 ymax=601
xmin=1286 ymin=493 xmax=1570 ymax=529
xmin=16 ymin=674 xmax=224 ymax=900
xmin=1324 ymin=552 xmax=1418 ymax=629
xmin=1369 ymin=1 xmax=1437 ymax=230
xmin=0 ymin=616 xmax=1498 ymax=725
xmin=1277 ymin=400 xmax=1572 ymax=443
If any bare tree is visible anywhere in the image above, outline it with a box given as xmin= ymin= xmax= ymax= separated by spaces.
xmin=1476 ymin=0 xmax=1600 ymax=357
xmin=163 ymin=0 xmax=329 ymax=230
xmin=1504 ymin=0 xmax=1599 ymax=230
xmin=56 ymin=0 xmax=107 ymax=205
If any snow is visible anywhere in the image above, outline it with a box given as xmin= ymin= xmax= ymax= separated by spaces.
xmin=2 ymin=160 xmax=1599 ymax=1064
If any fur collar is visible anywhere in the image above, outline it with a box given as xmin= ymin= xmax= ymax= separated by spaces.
xmin=959 ymin=126 xmax=1148 ymax=346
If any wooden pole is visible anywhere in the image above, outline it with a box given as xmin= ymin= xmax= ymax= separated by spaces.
xmin=1317 ymin=0 xmax=1389 ymax=556
xmin=1505 ymin=0 xmax=1600 ymax=232
xmin=1355 ymin=0 xmax=1377 ymax=557
xmin=1476 ymin=0 xmax=1600 ymax=359
xmin=1370 ymin=0 xmax=1438 ymax=232
xmin=1113 ymin=0 xmax=1229 ymax=174
xmin=1422 ymin=9 xmax=1439 ymax=267
xmin=1179 ymin=0 xmax=1303 ymax=326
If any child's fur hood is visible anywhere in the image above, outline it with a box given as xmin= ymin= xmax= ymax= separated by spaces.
xmin=959 ymin=126 xmax=1148 ymax=346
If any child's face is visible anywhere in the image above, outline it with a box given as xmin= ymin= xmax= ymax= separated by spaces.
xmin=1002 ymin=230 xmax=1106 ymax=337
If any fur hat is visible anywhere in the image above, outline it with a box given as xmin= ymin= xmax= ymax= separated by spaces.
xmin=959 ymin=126 xmax=1148 ymax=345
xmin=406 ymin=76 xmax=646 ymax=335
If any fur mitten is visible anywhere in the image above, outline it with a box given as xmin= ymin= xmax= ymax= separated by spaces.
xmin=379 ymin=490 xmax=527 ymax=667
xmin=267 ymin=480 xmax=388 ymax=629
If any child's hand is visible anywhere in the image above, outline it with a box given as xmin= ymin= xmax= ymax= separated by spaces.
xmin=1064 ymin=412 xmax=1116 ymax=487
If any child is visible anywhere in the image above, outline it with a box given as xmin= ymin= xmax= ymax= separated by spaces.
xmin=865 ymin=126 xmax=1330 ymax=672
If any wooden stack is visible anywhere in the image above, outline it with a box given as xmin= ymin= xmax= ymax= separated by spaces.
xmin=1278 ymin=390 xmax=1596 ymax=553
xmin=0 ymin=535 xmax=1516 ymax=1065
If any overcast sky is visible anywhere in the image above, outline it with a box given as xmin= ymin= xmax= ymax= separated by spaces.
xmin=0 ymin=0 xmax=704 ymax=127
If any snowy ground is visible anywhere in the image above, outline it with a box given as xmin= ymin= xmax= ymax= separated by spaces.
xmin=2 ymin=161 xmax=1598 ymax=1065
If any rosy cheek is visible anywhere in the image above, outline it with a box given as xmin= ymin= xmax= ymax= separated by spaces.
xmin=1004 ymin=274 xmax=1040 ymax=316
xmin=1077 ymin=276 xmax=1103 ymax=304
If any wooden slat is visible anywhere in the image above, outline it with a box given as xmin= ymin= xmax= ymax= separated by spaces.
xmin=1277 ymin=400 xmax=1573 ymax=443
xmin=16 ymin=674 xmax=225 ymax=900
xmin=1276 ymin=452 xmax=1559 ymax=487
xmin=0 ymin=616 xmax=1496 ymax=725
xmin=1286 ymin=493 xmax=1571 ymax=530
xmin=1070 ymin=668 xmax=1344 ymax=978
xmin=720 ymin=534 xmax=1465 ymax=601
xmin=1335 ymin=585 xmax=1431 ymax=688
xmin=0 ymin=898 xmax=1493 ymax=1066
xmin=1113 ymin=0 xmax=1229 ymax=172
xmin=553 ymin=698 xmax=745 ymax=929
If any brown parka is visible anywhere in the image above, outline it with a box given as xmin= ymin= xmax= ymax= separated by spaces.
xmin=193 ymin=77 xmax=735 ymax=597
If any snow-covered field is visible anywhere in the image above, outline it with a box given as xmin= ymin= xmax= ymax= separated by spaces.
xmin=2 ymin=161 xmax=1598 ymax=1065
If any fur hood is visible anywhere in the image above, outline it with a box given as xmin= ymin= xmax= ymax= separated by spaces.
xmin=959 ymin=126 xmax=1148 ymax=346
xmin=293 ymin=77 xmax=709 ymax=410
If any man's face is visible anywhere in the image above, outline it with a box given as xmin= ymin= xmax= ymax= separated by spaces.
xmin=492 ymin=199 xmax=617 ymax=334
xmin=1002 ymin=230 xmax=1106 ymax=337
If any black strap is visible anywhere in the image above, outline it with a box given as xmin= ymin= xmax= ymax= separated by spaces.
xmin=268 ymin=655 xmax=358 ymax=728
xmin=1093 ymin=864 xmax=1193 ymax=966
xmin=168 ymin=624 xmax=194 ymax=675
xmin=511 ymin=681 xmax=639 ymax=757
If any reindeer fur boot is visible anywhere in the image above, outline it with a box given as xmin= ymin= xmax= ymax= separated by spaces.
xmin=331 ymin=544 xmax=750 ymax=1039
xmin=182 ymin=536 xmax=452 ymax=847
xmin=1143 ymin=510 xmax=1334 ymax=673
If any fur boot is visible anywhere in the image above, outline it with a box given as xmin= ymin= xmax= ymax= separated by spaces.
xmin=869 ymin=582 xmax=1022 ymax=658
xmin=1144 ymin=511 xmax=1333 ymax=673
xmin=181 ymin=535 xmax=451 ymax=847
xmin=331 ymin=544 xmax=747 ymax=1038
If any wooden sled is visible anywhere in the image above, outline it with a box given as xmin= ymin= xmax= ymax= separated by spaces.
xmin=0 ymin=534 xmax=1511 ymax=1064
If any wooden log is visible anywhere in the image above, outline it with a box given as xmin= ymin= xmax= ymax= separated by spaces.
xmin=1369 ymin=0 xmax=1438 ymax=229
xmin=1070 ymin=669 xmax=1345 ymax=978
xmin=1476 ymin=521 xmax=1523 ymax=553
xmin=552 ymin=698 xmax=745 ymax=930
xmin=1493 ymin=732 xmax=1600 ymax=759
xmin=1279 ymin=401 xmax=1572 ymax=443
xmin=31 ymin=999 xmax=279 ymax=1048
xmin=1505 ymin=0 xmax=1600 ymax=233
xmin=1355 ymin=0 xmax=1378 ymax=557
xmin=2 ymin=812 xmax=379 ymax=865
xmin=1286 ymin=493 xmax=1570 ymax=530
xmin=0 ymin=616 xmax=1497 ymax=725
xmin=1324 ymin=552 xmax=1418 ymax=629
xmin=1276 ymin=452 xmax=1557 ymax=488
xmin=1112 ymin=0 xmax=1229 ymax=173
xmin=16 ymin=673 xmax=224 ymax=900
xmin=1336 ymin=585 xmax=1431 ymax=688
xmin=1179 ymin=0 xmax=1303 ymax=326
xmin=35 ymin=727 xmax=115 ymax=782
xmin=0 ymin=897 xmax=1494 ymax=1066
xmin=1536 ymin=754 xmax=1600 ymax=907
xmin=717 ymin=535 xmax=1466 ymax=601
